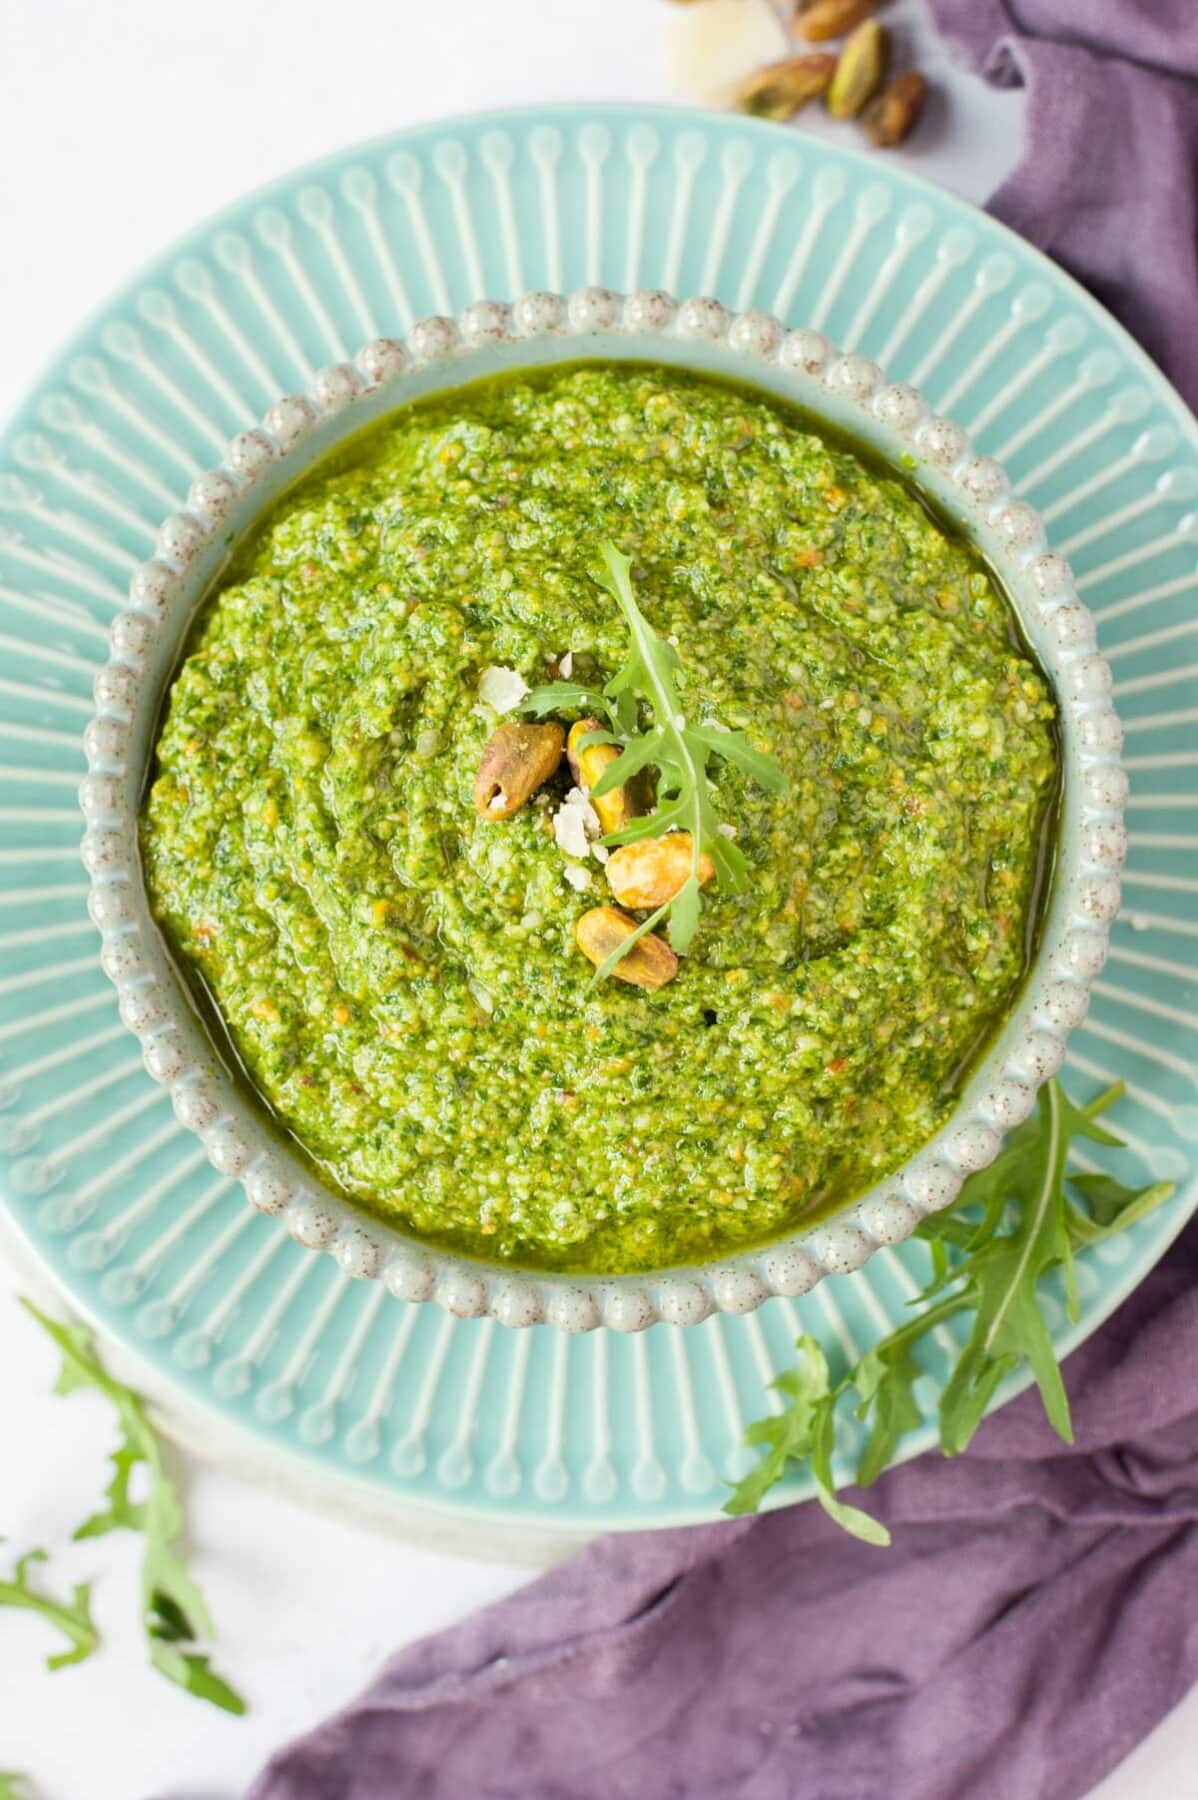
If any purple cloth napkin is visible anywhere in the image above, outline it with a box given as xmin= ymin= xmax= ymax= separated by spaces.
xmin=929 ymin=0 xmax=1198 ymax=410
xmin=251 ymin=9 xmax=1198 ymax=1796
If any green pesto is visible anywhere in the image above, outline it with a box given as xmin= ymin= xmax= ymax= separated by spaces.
xmin=142 ymin=365 xmax=1058 ymax=1273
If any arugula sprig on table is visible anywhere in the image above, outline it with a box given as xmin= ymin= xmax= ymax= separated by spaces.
xmin=522 ymin=543 xmax=787 ymax=977
xmin=0 ymin=1546 xmax=94 ymax=1798
xmin=0 ymin=1546 xmax=98 ymax=1672
xmin=8 ymin=1303 xmax=245 ymax=1715
xmin=725 ymin=1080 xmax=1175 ymax=1541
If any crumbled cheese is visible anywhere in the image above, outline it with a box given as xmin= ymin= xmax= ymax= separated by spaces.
xmin=552 ymin=786 xmax=601 ymax=860
xmin=820 ymin=696 xmax=836 ymax=710
xmin=716 ymin=822 xmax=738 ymax=840
xmin=563 ymin=863 xmax=592 ymax=892
xmin=559 ymin=650 xmax=574 ymax=678
xmin=469 ymin=980 xmax=495 ymax=1014
xmin=593 ymin=843 xmax=610 ymax=865
xmin=478 ymin=665 xmax=529 ymax=713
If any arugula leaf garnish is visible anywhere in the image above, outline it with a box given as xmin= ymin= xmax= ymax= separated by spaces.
xmin=523 ymin=543 xmax=787 ymax=974
xmin=19 ymin=1302 xmax=245 ymax=1715
xmin=0 ymin=1546 xmax=98 ymax=1672
xmin=725 ymin=1080 xmax=1174 ymax=1538
xmin=725 ymin=1335 xmax=892 ymax=1540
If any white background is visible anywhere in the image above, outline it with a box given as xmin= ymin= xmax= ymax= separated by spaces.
xmin=1 ymin=2 xmax=1194 ymax=1795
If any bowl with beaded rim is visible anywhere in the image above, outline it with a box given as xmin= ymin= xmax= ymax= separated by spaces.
xmin=82 ymin=288 xmax=1126 ymax=1334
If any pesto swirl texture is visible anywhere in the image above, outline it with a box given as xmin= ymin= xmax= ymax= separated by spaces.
xmin=142 ymin=365 xmax=1058 ymax=1271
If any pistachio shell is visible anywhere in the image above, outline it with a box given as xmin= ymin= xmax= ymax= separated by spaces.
xmin=567 ymin=718 xmax=634 ymax=835
xmin=862 ymin=71 xmax=928 ymax=148
xmin=474 ymin=722 xmax=564 ymax=819
xmin=575 ymin=906 xmax=679 ymax=990
xmin=827 ymin=20 xmax=889 ymax=119
xmin=737 ymin=54 xmax=836 ymax=122
xmin=606 ymin=833 xmax=716 ymax=910
xmin=797 ymin=0 xmax=876 ymax=43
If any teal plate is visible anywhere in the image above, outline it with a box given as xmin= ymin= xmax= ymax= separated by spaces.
xmin=1 ymin=104 xmax=1196 ymax=1530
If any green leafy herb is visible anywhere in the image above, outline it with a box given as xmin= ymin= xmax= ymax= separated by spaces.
xmin=724 ymin=1338 xmax=890 ymax=1543
xmin=19 ymin=1302 xmax=246 ymax=1716
xmin=0 ymin=1546 xmax=98 ymax=1672
xmin=0 ymin=1775 xmax=33 ymax=1800
xmin=523 ymin=543 xmax=787 ymax=975
xmin=725 ymin=1080 xmax=1174 ymax=1538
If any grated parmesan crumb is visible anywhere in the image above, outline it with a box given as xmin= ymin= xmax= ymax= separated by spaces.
xmin=717 ymin=822 xmax=737 ymax=839
xmin=552 ymin=786 xmax=601 ymax=860
xmin=560 ymin=650 xmax=574 ymax=678
xmin=478 ymin=665 xmax=529 ymax=713
xmin=563 ymin=863 xmax=592 ymax=892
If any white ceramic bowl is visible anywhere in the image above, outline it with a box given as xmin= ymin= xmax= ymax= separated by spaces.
xmin=81 ymin=290 xmax=1127 ymax=1331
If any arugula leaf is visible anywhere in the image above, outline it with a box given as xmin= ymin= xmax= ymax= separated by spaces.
xmin=150 ymin=1639 xmax=248 ymax=1716
xmin=931 ymin=1081 xmax=1092 ymax=1451
xmin=686 ymin=724 xmax=789 ymax=794
xmin=851 ymin=1334 xmax=925 ymax=1488
xmin=20 ymin=1302 xmax=245 ymax=1716
xmin=723 ymin=1339 xmax=891 ymax=1543
xmin=0 ymin=1546 xmax=98 ymax=1672
xmin=1068 ymin=1171 xmax=1143 ymax=1227
xmin=808 ymin=1391 xmax=891 ymax=1545
xmin=522 ymin=543 xmax=787 ymax=972
xmin=520 ymin=680 xmax=611 ymax=722
xmin=1065 ymin=1171 xmax=1176 ymax=1242
xmin=723 ymin=1337 xmax=839 ymax=1519
xmin=725 ymin=1079 xmax=1174 ymax=1528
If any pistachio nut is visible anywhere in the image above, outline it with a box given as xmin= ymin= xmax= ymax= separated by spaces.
xmin=575 ymin=905 xmax=679 ymax=990
xmin=862 ymin=71 xmax=927 ymax=147
xmin=827 ymin=20 xmax=889 ymax=118
xmin=797 ymin=0 xmax=875 ymax=43
xmin=606 ymin=833 xmax=716 ymax=910
xmin=474 ymin=721 xmax=564 ymax=819
xmin=737 ymin=54 xmax=836 ymax=121
xmin=567 ymin=718 xmax=634 ymax=835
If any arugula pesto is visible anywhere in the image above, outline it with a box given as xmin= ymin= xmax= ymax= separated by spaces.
xmin=142 ymin=364 xmax=1059 ymax=1272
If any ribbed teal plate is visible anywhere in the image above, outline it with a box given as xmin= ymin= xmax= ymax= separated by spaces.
xmin=1 ymin=104 xmax=1195 ymax=1529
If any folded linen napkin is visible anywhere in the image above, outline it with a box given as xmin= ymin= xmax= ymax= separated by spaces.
xmin=251 ymin=7 xmax=1198 ymax=1794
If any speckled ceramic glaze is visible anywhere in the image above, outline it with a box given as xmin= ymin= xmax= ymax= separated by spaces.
xmin=83 ymin=293 xmax=1125 ymax=1333
xmin=2 ymin=106 xmax=1195 ymax=1528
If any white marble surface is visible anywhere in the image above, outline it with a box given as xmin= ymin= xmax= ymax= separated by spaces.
xmin=0 ymin=1 xmax=1194 ymax=1795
